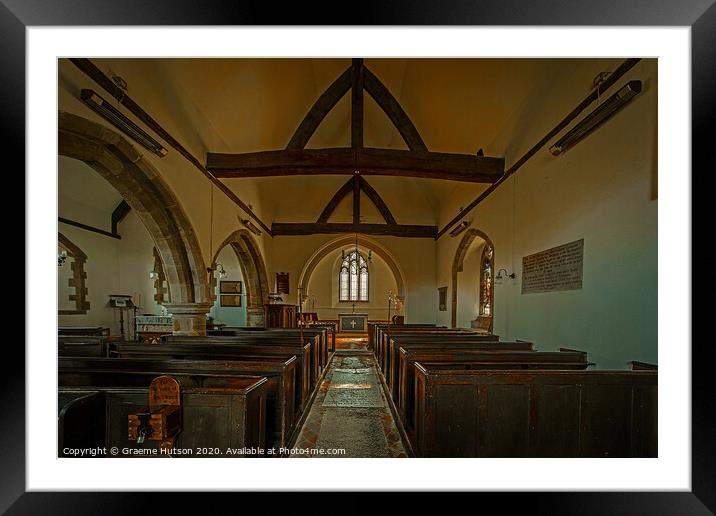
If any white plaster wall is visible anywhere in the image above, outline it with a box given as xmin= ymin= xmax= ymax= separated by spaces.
xmin=306 ymin=246 xmax=398 ymax=320
xmin=270 ymin=234 xmax=437 ymax=324
xmin=436 ymin=59 xmax=658 ymax=369
xmin=58 ymin=163 xmax=167 ymax=335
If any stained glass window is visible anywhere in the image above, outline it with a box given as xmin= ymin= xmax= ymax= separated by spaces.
xmin=339 ymin=250 xmax=369 ymax=301
xmin=479 ymin=245 xmax=494 ymax=316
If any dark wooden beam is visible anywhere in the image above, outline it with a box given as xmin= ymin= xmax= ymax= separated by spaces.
xmin=316 ymin=176 xmax=354 ymax=223
xmin=286 ymin=66 xmax=352 ymax=150
xmin=208 ymin=147 xmax=504 ymax=183
xmin=436 ymin=58 xmax=642 ymax=239
xmin=111 ymin=200 xmax=131 ymax=235
xmin=351 ymin=58 xmax=364 ymax=149
xmin=272 ymin=222 xmax=437 ymax=238
xmin=59 ymin=217 xmax=121 ymax=239
xmin=69 ymin=58 xmax=273 ymax=236
xmin=353 ymin=175 xmax=361 ymax=224
xmin=358 ymin=176 xmax=396 ymax=225
xmin=363 ymin=67 xmax=427 ymax=152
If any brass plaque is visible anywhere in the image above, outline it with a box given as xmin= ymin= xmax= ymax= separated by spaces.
xmin=149 ymin=375 xmax=181 ymax=406
xmin=521 ymin=239 xmax=584 ymax=294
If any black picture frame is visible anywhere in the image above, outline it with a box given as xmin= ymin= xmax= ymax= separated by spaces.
xmin=11 ymin=1 xmax=708 ymax=512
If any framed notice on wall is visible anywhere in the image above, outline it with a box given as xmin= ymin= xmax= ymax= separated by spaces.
xmin=220 ymin=295 xmax=242 ymax=307
xmin=522 ymin=239 xmax=584 ymax=294
xmin=220 ymin=280 xmax=242 ymax=294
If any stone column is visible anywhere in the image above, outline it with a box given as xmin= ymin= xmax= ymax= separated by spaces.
xmin=164 ymin=302 xmax=213 ymax=336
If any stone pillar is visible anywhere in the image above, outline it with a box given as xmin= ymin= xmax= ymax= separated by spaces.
xmin=246 ymin=306 xmax=266 ymax=328
xmin=164 ymin=302 xmax=212 ymax=336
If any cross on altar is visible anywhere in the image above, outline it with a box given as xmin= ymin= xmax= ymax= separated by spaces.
xmin=350 ymin=319 xmax=357 ymax=329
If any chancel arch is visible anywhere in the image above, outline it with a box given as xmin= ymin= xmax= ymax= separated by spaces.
xmin=210 ymin=229 xmax=270 ymax=327
xmin=298 ymin=235 xmax=405 ymax=318
xmin=451 ymin=227 xmax=495 ymax=330
xmin=59 ymin=111 xmax=211 ymax=333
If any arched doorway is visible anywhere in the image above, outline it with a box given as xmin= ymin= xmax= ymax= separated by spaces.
xmin=59 ymin=112 xmax=211 ymax=333
xmin=211 ymin=230 xmax=270 ymax=327
xmin=451 ymin=228 xmax=495 ymax=329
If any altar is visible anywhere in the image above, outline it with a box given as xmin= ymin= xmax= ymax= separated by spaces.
xmin=338 ymin=313 xmax=368 ymax=333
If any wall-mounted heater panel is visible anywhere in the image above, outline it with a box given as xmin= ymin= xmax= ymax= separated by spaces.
xmin=550 ymin=80 xmax=642 ymax=156
xmin=80 ymin=89 xmax=168 ymax=157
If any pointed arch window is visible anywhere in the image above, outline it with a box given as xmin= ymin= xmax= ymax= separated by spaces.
xmin=479 ymin=245 xmax=494 ymax=316
xmin=339 ymin=250 xmax=369 ymax=302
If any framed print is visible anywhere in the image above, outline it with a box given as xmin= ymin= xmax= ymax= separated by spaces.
xmin=219 ymin=294 xmax=242 ymax=307
xmin=16 ymin=0 xmax=710 ymax=513
xmin=219 ymin=280 xmax=242 ymax=295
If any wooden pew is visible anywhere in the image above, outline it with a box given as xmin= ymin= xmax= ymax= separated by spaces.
xmin=371 ymin=323 xmax=436 ymax=357
xmin=210 ymin=328 xmax=329 ymax=377
xmin=59 ymin=376 xmax=268 ymax=457
xmin=112 ymin=341 xmax=312 ymax=413
xmin=629 ymin=361 xmax=658 ymax=370
xmin=225 ymin=327 xmax=330 ymax=370
xmin=59 ymin=356 xmax=298 ymax=450
xmin=59 ymin=335 xmax=109 ymax=358
xmin=308 ymin=322 xmax=337 ymax=352
xmin=58 ymin=391 xmax=105 ymax=454
xmin=59 ymin=326 xmax=110 ymax=337
xmin=382 ymin=330 xmax=500 ymax=387
xmin=162 ymin=333 xmax=322 ymax=393
xmin=397 ymin=348 xmax=589 ymax=433
xmin=367 ymin=321 xmax=392 ymax=351
xmin=387 ymin=336 xmax=533 ymax=398
xmin=371 ymin=323 xmax=438 ymax=358
xmin=413 ymin=365 xmax=657 ymax=457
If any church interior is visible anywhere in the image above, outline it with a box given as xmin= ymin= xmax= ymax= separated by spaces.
xmin=57 ymin=57 xmax=657 ymax=458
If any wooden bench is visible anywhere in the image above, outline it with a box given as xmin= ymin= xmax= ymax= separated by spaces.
xmin=59 ymin=327 xmax=110 ymax=337
xmin=111 ymin=341 xmax=312 ymax=413
xmin=59 ymin=335 xmax=109 ymax=358
xmin=382 ymin=330 xmax=500 ymax=388
xmin=393 ymin=339 xmax=537 ymax=400
xmin=629 ymin=361 xmax=658 ymax=370
xmin=397 ymin=348 xmax=589 ymax=434
xmin=59 ymin=376 xmax=268 ymax=457
xmin=209 ymin=328 xmax=329 ymax=377
xmin=59 ymin=356 xmax=298 ymax=450
xmin=308 ymin=322 xmax=337 ymax=352
xmin=413 ymin=365 xmax=657 ymax=457
xmin=162 ymin=333 xmax=322 ymax=391
xmin=370 ymin=323 xmax=438 ymax=355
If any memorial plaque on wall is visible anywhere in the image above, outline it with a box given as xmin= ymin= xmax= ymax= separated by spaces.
xmin=521 ymin=239 xmax=584 ymax=294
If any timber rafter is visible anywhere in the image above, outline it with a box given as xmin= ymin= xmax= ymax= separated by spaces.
xmin=316 ymin=175 xmax=397 ymax=225
xmin=206 ymin=58 xmax=504 ymax=184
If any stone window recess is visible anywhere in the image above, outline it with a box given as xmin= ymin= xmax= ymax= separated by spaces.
xmin=58 ymin=232 xmax=90 ymax=315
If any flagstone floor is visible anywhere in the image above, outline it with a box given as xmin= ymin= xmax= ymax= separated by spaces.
xmin=290 ymin=337 xmax=408 ymax=458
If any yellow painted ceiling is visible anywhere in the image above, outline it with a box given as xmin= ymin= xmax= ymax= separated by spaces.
xmin=67 ymin=57 xmax=586 ymax=224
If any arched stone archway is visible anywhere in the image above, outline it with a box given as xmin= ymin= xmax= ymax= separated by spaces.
xmin=211 ymin=230 xmax=270 ymax=327
xmin=451 ymin=228 xmax=494 ymax=328
xmin=59 ymin=111 xmax=211 ymax=334
xmin=298 ymin=234 xmax=406 ymax=310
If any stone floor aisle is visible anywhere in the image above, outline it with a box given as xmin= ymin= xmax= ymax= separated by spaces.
xmin=291 ymin=339 xmax=408 ymax=458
